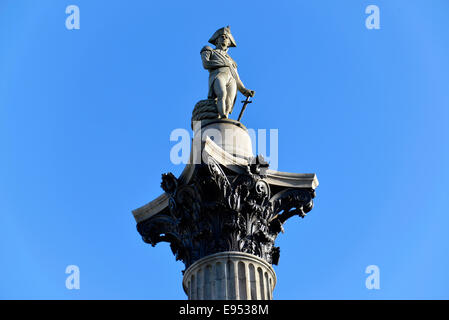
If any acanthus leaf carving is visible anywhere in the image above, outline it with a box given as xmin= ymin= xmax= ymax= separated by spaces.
xmin=137 ymin=158 xmax=316 ymax=270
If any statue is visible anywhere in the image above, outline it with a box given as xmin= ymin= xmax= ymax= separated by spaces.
xmin=198 ymin=26 xmax=255 ymax=120
xmin=132 ymin=25 xmax=319 ymax=300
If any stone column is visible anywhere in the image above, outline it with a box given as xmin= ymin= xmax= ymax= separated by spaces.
xmin=183 ymin=251 xmax=276 ymax=300
xmin=133 ymin=119 xmax=318 ymax=300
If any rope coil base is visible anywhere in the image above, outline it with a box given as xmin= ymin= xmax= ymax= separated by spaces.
xmin=191 ymin=99 xmax=219 ymax=128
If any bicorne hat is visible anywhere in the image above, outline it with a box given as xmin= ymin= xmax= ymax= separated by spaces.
xmin=208 ymin=26 xmax=237 ymax=47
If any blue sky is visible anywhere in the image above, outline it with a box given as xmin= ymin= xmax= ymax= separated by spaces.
xmin=1 ymin=0 xmax=448 ymax=299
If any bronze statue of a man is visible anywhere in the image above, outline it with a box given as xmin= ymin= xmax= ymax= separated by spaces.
xmin=201 ymin=26 xmax=255 ymax=119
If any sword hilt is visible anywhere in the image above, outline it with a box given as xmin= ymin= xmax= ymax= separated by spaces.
xmin=237 ymin=96 xmax=252 ymax=122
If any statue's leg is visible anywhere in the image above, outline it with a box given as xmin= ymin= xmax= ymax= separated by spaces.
xmin=226 ymin=79 xmax=237 ymax=115
xmin=213 ymin=74 xmax=228 ymax=118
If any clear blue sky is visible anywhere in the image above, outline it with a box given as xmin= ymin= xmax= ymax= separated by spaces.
xmin=1 ymin=0 xmax=448 ymax=299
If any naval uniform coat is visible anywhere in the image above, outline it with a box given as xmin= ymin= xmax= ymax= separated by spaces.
xmin=201 ymin=46 xmax=244 ymax=114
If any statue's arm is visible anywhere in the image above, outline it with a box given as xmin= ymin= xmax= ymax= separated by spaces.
xmin=201 ymin=46 xmax=226 ymax=69
xmin=233 ymin=67 xmax=254 ymax=97
xmin=233 ymin=68 xmax=246 ymax=92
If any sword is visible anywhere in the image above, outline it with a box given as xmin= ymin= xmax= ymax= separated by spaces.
xmin=237 ymin=96 xmax=252 ymax=122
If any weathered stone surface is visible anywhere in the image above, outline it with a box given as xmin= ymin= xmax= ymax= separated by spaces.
xmin=135 ymin=123 xmax=317 ymax=270
xmin=132 ymin=132 xmax=318 ymax=224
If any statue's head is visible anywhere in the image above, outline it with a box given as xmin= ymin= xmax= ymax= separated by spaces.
xmin=208 ymin=26 xmax=237 ymax=50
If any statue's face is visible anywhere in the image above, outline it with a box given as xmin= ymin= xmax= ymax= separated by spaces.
xmin=216 ymin=34 xmax=230 ymax=49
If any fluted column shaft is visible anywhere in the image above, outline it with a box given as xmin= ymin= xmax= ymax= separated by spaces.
xmin=183 ymin=251 xmax=276 ymax=300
